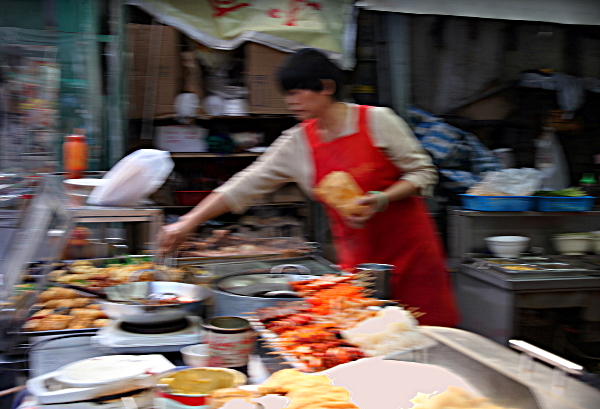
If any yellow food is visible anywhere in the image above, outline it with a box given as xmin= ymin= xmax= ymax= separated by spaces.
xmin=314 ymin=171 xmax=368 ymax=218
xmin=410 ymin=385 xmax=515 ymax=409
xmin=502 ymin=265 xmax=538 ymax=271
xmin=160 ymin=368 xmax=245 ymax=395
xmin=257 ymin=369 xmax=358 ymax=409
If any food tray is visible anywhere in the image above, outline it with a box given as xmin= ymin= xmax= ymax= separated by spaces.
xmin=459 ymin=194 xmax=536 ymax=211
xmin=20 ymin=326 xmax=99 ymax=337
xmin=174 ymin=237 xmax=314 ymax=265
xmin=535 ymin=196 xmax=595 ymax=212
xmin=249 ymin=310 xmax=437 ymax=374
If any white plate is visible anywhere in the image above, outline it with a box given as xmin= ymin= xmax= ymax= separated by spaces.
xmin=55 ymin=355 xmax=159 ymax=387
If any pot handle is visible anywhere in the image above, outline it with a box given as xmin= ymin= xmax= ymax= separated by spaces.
xmin=269 ymin=264 xmax=311 ymax=277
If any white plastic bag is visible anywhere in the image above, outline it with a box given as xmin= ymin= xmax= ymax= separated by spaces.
xmin=87 ymin=149 xmax=174 ymax=206
xmin=467 ymin=168 xmax=544 ymax=196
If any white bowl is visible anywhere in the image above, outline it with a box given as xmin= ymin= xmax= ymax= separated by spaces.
xmin=484 ymin=236 xmax=530 ymax=258
xmin=552 ymin=234 xmax=592 ymax=255
xmin=180 ymin=344 xmax=210 ymax=368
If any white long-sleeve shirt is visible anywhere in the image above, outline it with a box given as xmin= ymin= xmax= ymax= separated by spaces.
xmin=214 ymin=103 xmax=438 ymax=214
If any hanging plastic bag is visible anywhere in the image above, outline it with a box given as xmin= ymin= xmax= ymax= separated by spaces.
xmin=87 ymin=149 xmax=174 ymax=206
xmin=535 ymin=127 xmax=571 ymax=191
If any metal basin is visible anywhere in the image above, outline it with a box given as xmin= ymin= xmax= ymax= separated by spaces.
xmin=211 ymin=264 xmax=319 ymax=317
xmin=100 ymin=281 xmax=210 ymax=324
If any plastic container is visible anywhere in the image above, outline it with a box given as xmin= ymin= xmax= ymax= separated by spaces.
xmin=535 ymin=196 xmax=595 ymax=212
xmin=180 ymin=344 xmax=210 ymax=368
xmin=459 ymin=194 xmax=536 ymax=211
xmin=175 ymin=191 xmax=212 ymax=206
xmin=62 ymin=129 xmax=88 ymax=179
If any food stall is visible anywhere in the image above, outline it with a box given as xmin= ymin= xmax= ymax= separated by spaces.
xmin=0 ymin=176 xmax=598 ymax=408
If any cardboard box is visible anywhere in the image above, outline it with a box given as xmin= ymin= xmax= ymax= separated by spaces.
xmin=155 ymin=125 xmax=209 ymax=152
xmin=127 ymin=77 xmax=180 ymax=119
xmin=127 ymin=24 xmax=182 ymax=119
xmin=245 ymin=42 xmax=291 ymax=115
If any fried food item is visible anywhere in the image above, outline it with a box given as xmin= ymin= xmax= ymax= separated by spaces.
xmin=72 ymin=298 xmax=93 ymax=308
xmin=257 ymin=369 xmax=357 ymax=409
xmin=70 ymin=308 xmax=107 ymax=319
xmin=86 ymin=303 xmax=102 ymax=310
xmin=52 ymin=287 xmax=78 ymax=299
xmin=287 ymin=385 xmax=353 ymax=409
xmin=208 ymin=388 xmax=258 ymax=409
xmin=314 ymin=171 xmax=368 ymax=218
xmin=56 ymin=299 xmax=76 ymax=309
xmin=92 ymin=318 xmax=109 ymax=327
xmin=35 ymin=315 xmax=74 ymax=331
xmin=32 ymin=309 xmax=54 ymax=318
xmin=258 ymin=369 xmax=330 ymax=395
xmin=22 ymin=320 xmax=40 ymax=332
xmin=44 ymin=299 xmax=61 ymax=309
xmin=38 ymin=288 xmax=60 ymax=302
xmin=68 ymin=317 xmax=94 ymax=329
xmin=409 ymin=385 xmax=513 ymax=409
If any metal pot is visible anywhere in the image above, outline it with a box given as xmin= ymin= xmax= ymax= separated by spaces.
xmin=211 ymin=264 xmax=318 ymax=317
xmin=100 ymin=281 xmax=210 ymax=324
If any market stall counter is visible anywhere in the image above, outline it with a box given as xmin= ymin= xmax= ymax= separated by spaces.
xmin=18 ymin=326 xmax=600 ymax=409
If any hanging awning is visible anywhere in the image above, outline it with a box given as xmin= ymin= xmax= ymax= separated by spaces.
xmin=125 ymin=0 xmax=357 ymax=69
xmin=355 ymin=0 xmax=600 ymax=26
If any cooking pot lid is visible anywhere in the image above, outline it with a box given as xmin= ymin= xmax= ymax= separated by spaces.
xmin=216 ymin=271 xmax=318 ymax=298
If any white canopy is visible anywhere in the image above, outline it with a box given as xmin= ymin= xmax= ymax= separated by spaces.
xmin=356 ymin=0 xmax=600 ymax=26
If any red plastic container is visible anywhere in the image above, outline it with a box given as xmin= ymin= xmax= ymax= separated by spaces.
xmin=175 ymin=191 xmax=212 ymax=206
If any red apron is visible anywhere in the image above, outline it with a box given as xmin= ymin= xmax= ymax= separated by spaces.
xmin=304 ymin=105 xmax=458 ymax=327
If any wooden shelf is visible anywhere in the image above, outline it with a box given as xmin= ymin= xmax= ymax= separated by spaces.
xmin=170 ymin=152 xmax=261 ymax=158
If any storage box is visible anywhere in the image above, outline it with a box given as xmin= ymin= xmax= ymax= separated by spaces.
xmin=535 ymin=196 xmax=595 ymax=212
xmin=127 ymin=24 xmax=182 ymax=119
xmin=155 ymin=126 xmax=208 ymax=152
xmin=459 ymin=194 xmax=536 ymax=212
xmin=245 ymin=42 xmax=291 ymax=115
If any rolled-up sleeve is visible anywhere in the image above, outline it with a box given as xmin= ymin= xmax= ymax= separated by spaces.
xmin=213 ymin=127 xmax=311 ymax=213
xmin=368 ymin=107 xmax=438 ymax=197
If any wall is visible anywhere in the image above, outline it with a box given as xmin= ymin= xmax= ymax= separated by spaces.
xmin=410 ymin=15 xmax=600 ymax=114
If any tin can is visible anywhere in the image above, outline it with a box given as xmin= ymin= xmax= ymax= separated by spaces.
xmin=355 ymin=263 xmax=394 ymax=300
xmin=203 ymin=316 xmax=256 ymax=368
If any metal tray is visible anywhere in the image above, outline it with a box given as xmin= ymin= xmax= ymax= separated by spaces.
xmin=174 ymin=237 xmax=314 ymax=265
xmin=20 ymin=326 xmax=99 ymax=338
xmin=249 ymin=306 xmax=437 ymax=373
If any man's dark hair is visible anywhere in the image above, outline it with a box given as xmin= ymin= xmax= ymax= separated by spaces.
xmin=277 ymin=48 xmax=343 ymax=101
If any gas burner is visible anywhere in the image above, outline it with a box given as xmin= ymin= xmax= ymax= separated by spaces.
xmin=120 ymin=318 xmax=190 ymax=334
xmin=92 ymin=316 xmax=205 ymax=353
